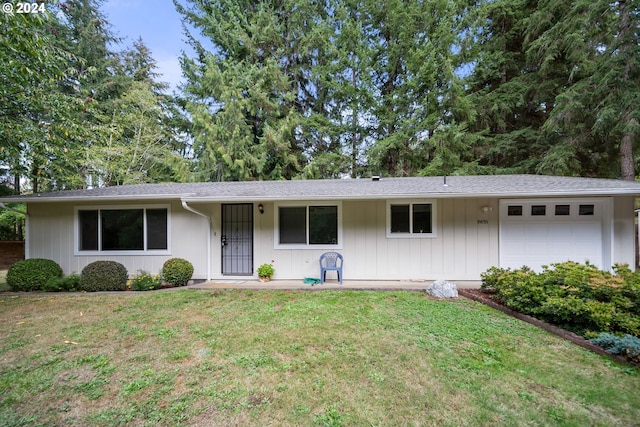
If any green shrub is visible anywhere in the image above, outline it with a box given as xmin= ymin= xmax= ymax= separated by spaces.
xmin=43 ymin=274 xmax=81 ymax=292
xmin=6 ymin=258 xmax=62 ymax=291
xmin=590 ymin=333 xmax=640 ymax=363
xmin=480 ymin=266 xmax=509 ymax=291
xmin=79 ymin=261 xmax=128 ymax=292
xmin=482 ymin=261 xmax=640 ymax=337
xmin=129 ymin=270 xmax=162 ymax=291
xmin=492 ymin=266 xmax=560 ymax=314
xmin=162 ymin=258 xmax=194 ymax=286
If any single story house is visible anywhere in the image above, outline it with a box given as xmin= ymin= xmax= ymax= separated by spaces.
xmin=1 ymin=175 xmax=639 ymax=283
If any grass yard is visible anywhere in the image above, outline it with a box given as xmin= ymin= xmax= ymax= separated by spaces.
xmin=0 ymin=290 xmax=638 ymax=426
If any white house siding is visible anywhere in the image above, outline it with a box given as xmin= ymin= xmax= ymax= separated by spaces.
xmin=241 ymin=198 xmax=500 ymax=281
xmin=613 ymin=196 xmax=636 ymax=268
xmin=26 ymin=201 xmax=210 ymax=279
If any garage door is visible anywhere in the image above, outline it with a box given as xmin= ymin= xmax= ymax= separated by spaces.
xmin=499 ymin=200 xmax=603 ymax=271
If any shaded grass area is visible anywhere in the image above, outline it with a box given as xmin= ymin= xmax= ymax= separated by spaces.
xmin=0 ymin=290 xmax=638 ymax=426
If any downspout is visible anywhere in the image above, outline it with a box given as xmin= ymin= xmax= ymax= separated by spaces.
xmin=0 ymin=203 xmax=28 ymax=259
xmin=181 ymin=200 xmax=212 ymax=281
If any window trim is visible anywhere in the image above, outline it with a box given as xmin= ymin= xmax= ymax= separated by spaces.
xmin=274 ymin=201 xmax=343 ymax=249
xmin=74 ymin=204 xmax=171 ymax=255
xmin=386 ymin=199 xmax=438 ymax=238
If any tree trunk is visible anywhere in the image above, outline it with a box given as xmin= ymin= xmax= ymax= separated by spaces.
xmin=618 ymin=0 xmax=636 ymax=181
xmin=620 ymin=114 xmax=636 ymax=181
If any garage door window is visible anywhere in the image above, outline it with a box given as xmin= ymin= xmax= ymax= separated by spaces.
xmin=579 ymin=204 xmax=595 ymax=216
xmin=507 ymin=205 xmax=523 ymax=216
xmin=555 ymin=205 xmax=570 ymax=215
xmin=531 ymin=205 xmax=546 ymax=216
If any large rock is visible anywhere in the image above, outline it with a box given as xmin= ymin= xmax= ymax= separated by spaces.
xmin=427 ymin=280 xmax=458 ymax=298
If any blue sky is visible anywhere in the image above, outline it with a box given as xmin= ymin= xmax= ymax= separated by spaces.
xmin=102 ymin=0 xmax=188 ymax=92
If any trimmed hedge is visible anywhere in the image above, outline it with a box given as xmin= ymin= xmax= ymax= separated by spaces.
xmin=6 ymin=258 xmax=63 ymax=291
xmin=162 ymin=258 xmax=194 ymax=286
xmin=80 ymin=261 xmax=128 ymax=292
xmin=481 ymin=262 xmax=640 ymax=337
xmin=43 ymin=274 xmax=81 ymax=292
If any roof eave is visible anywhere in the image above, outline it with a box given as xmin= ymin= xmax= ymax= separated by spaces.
xmin=181 ymin=189 xmax=640 ymax=203
xmin=4 ymin=189 xmax=639 ymax=204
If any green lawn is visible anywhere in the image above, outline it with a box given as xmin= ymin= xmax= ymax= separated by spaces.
xmin=0 ymin=290 xmax=638 ymax=426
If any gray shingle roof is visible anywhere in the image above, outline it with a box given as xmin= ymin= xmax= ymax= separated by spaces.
xmin=2 ymin=175 xmax=640 ymax=203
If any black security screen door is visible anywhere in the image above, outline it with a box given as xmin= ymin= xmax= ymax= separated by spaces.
xmin=221 ymin=204 xmax=254 ymax=275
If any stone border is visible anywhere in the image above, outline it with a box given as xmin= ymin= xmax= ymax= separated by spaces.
xmin=458 ymin=289 xmax=635 ymax=367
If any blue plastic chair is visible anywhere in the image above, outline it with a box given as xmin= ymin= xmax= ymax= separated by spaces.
xmin=320 ymin=252 xmax=343 ymax=284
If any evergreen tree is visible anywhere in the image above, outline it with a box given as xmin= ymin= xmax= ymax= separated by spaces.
xmin=466 ymin=0 xmax=639 ymax=180
xmin=527 ymin=0 xmax=639 ymax=180
xmin=178 ymin=0 xmax=325 ymax=181
xmin=0 ymin=10 xmax=84 ymax=193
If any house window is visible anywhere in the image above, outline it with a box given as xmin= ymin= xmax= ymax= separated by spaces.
xmin=77 ymin=206 xmax=169 ymax=253
xmin=276 ymin=203 xmax=340 ymax=247
xmin=387 ymin=201 xmax=436 ymax=237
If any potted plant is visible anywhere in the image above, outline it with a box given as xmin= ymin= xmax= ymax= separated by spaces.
xmin=257 ymin=261 xmax=275 ymax=282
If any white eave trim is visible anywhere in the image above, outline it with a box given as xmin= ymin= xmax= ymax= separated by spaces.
xmin=3 ymin=189 xmax=640 ymax=204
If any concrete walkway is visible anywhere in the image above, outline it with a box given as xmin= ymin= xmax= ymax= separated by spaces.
xmin=188 ymin=279 xmax=482 ymax=291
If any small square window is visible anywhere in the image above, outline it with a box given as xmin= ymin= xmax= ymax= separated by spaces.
xmin=579 ymin=204 xmax=594 ymax=216
xmin=555 ymin=205 xmax=570 ymax=216
xmin=507 ymin=205 xmax=523 ymax=216
xmin=531 ymin=205 xmax=546 ymax=216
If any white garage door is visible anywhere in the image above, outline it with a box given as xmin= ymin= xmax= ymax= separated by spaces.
xmin=499 ymin=200 xmax=604 ymax=271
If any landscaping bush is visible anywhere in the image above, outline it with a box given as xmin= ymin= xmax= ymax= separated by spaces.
xmin=481 ymin=261 xmax=640 ymax=337
xmin=162 ymin=258 xmax=194 ymax=287
xmin=6 ymin=258 xmax=62 ymax=291
xmin=480 ymin=266 xmax=510 ymax=291
xmin=128 ymin=270 xmax=162 ymax=291
xmin=79 ymin=261 xmax=128 ymax=292
xmin=590 ymin=333 xmax=640 ymax=364
xmin=43 ymin=274 xmax=81 ymax=292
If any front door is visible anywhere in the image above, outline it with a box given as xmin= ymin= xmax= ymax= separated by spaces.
xmin=221 ymin=204 xmax=254 ymax=275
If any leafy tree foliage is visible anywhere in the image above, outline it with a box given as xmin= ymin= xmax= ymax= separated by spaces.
xmin=467 ymin=0 xmax=640 ymax=180
xmin=177 ymin=0 xmax=477 ymax=180
xmin=0 ymin=10 xmax=84 ymax=192
xmin=0 ymin=0 xmax=191 ymax=194
xmin=2 ymin=0 xmax=638 ymax=192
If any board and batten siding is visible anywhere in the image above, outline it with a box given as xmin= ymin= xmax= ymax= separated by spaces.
xmin=247 ymin=198 xmax=499 ymax=281
xmin=26 ymin=201 xmax=210 ymax=279
xmin=340 ymin=199 xmax=499 ymax=281
xmin=613 ymin=196 xmax=636 ymax=268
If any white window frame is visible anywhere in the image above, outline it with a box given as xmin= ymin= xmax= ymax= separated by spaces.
xmin=386 ymin=199 xmax=438 ymax=238
xmin=274 ymin=201 xmax=343 ymax=249
xmin=74 ymin=204 xmax=171 ymax=255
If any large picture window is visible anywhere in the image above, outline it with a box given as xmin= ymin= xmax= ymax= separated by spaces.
xmin=276 ymin=203 xmax=341 ymax=248
xmin=387 ymin=200 xmax=436 ymax=238
xmin=76 ymin=206 xmax=169 ymax=254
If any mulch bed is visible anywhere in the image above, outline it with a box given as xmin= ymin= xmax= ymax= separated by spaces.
xmin=458 ymin=289 xmax=636 ymax=367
